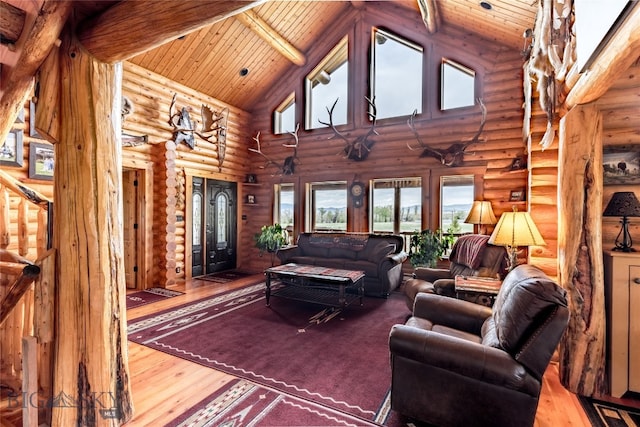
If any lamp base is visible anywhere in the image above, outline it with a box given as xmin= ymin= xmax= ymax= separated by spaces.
xmin=612 ymin=246 xmax=636 ymax=253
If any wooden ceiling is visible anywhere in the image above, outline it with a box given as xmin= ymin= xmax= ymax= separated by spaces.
xmin=1 ymin=0 xmax=538 ymax=111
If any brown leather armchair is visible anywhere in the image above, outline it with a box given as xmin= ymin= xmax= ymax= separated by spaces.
xmin=389 ymin=264 xmax=569 ymax=427
xmin=404 ymin=234 xmax=507 ymax=310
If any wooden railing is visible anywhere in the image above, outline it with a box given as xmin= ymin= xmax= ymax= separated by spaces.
xmin=0 ymin=169 xmax=54 ymax=426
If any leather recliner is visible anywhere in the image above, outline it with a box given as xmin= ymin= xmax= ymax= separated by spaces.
xmin=389 ymin=264 xmax=570 ymax=427
xmin=404 ymin=234 xmax=507 ymax=310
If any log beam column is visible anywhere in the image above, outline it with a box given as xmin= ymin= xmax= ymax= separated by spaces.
xmin=52 ymin=28 xmax=132 ymax=425
xmin=557 ymin=103 xmax=606 ymax=396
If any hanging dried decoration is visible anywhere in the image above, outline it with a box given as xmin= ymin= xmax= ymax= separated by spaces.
xmin=522 ymin=0 xmax=576 ymax=150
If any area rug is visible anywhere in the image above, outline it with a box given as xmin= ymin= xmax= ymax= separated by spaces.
xmin=195 ymin=270 xmax=255 ymax=283
xmin=126 ymin=288 xmax=184 ymax=309
xmin=127 ymin=282 xmax=411 ymax=425
xmin=579 ymin=396 xmax=640 ymax=427
xmin=166 ymin=378 xmax=382 ymax=427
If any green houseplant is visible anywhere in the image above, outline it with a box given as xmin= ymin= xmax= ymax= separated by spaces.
xmin=255 ymin=223 xmax=287 ymax=265
xmin=408 ymin=229 xmax=449 ymax=268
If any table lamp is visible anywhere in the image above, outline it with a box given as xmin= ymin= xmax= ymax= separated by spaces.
xmin=488 ymin=207 xmax=545 ymax=271
xmin=464 ymin=201 xmax=497 ymax=234
xmin=603 ymin=191 xmax=640 ymax=252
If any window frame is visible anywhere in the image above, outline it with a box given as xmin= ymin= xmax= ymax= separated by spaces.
xmin=440 ymin=58 xmax=477 ymax=111
xmin=273 ymin=93 xmax=296 ymax=135
xmin=304 ymin=36 xmax=350 ymax=131
xmin=369 ymin=27 xmax=424 ymax=121
xmin=306 ymin=181 xmax=348 ymax=232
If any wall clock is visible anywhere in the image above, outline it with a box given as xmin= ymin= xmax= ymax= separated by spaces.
xmin=350 ymin=181 xmax=366 ymax=207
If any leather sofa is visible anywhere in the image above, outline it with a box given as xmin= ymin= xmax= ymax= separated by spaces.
xmin=404 ymin=234 xmax=507 ymax=310
xmin=389 ymin=264 xmax=569 ymax=427
xmin=276 ymin=232 xmax=407 ymax=297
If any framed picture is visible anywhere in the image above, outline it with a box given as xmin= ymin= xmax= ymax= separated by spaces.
xmin=29 ymin=100 xmax=43 ymax=139
xmin=603 ymin=145 xmax=640 ymax=185
xmin=509 ymin=189 xmax=526 ymax=202
xmin=0 ymin=129 xmax=24 ymax=167
xmin=245 ymin=174 xmax=257 ymax=184
xmin=246 ymin=194 xmax=256 ymax=204
xmin=29 ymin=142 xmax=54 ymax=181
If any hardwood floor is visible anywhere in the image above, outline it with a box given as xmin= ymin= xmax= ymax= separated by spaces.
xmin=121 ymin=275 xmax=605 ymax=427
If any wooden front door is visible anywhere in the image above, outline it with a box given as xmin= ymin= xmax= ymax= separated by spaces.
xmin=191 ymin=177 xmax=237 ymax=276
xmin=122 ymin=169 xmax=140 ymax=289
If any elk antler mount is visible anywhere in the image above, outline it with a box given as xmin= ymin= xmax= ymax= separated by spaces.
xmin=249 ymin=124 xmax=300 ymax=176
xmin=407 ymin=98 xmax=487 ymax=167
xmin=318 ymin=97 xmax=378 ymax=162
xmin=168 ymin=93 xmax=228 ymax=161
xmin=168 ymin=93 xmax=196 ymax=149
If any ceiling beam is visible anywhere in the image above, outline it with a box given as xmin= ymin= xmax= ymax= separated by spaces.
xmin=565 ymin=2 xmax=640 ymax=109
xmin=416 ymin=0 xmax=439 ymax=34
xmin=77 ymin=0 xmax=267 ymax=63
xmin=235 ymin=9 xmax=306 ymax=66
xmin=0 ymin=1 xmax=26 ymax=44
xmin=0 ymin=0 xmax=72 ymax=148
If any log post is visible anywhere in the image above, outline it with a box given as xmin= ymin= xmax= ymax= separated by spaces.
xmin=51 ymin=27 xmax=132 ymax=425
xmin=557 ymin=103 xmax=607 ymax=396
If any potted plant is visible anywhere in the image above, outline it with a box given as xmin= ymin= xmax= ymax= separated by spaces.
xmin=254 ymin=223 xmax=287 ymax=265
xmin=408 ymin=229 xmax=448 ymax=268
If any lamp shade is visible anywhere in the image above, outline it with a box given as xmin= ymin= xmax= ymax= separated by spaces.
xmin=603 ymin=192 xmax=640 ymax=218
xmin=464 ymin=201 xmax=497 ymax=225
xmin=488 ymin=209 xmax=545 ymax=248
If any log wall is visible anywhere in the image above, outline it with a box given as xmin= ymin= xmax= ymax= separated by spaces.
xmin=244 ymin=3 xmax=534 ymax=273
xmin=597 ymin=59 xmax=640 ymax=249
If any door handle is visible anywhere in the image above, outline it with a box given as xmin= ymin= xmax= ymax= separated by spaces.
xmin=633 ymin=277 xmax=640 ymax=284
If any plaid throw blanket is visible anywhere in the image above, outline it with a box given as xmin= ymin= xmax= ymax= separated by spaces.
xmin=449 ymin=235 xmax=490 ymax=271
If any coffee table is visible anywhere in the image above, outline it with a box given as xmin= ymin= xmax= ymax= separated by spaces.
xmin=264 ymin=263 xmax=365 ymax=308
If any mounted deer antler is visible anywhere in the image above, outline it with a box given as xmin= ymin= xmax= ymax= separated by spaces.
xmin=248 ymin=124 xmax=300 ymax=175
xmin=318 ymin=97 xmax=378 ymax=161
xmin=195 ymin=104 xmax=229 ymax=172
xmin=407 ymin=98 xmax=487 ymax=167
xmin=168 ymin=93 xmax=196 ymax=149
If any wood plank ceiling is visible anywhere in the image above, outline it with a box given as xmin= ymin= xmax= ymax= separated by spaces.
xmin=1 ymin=0 xmax=538 ymax=111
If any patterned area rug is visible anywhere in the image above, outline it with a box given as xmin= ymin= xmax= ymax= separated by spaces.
xmin=195 ymin=270 xmax=255 ymax=283
xmin=166 ymin=378 xmax=381 ymax=427
xmin=126 ymin=288 xmax=184 ymax=309
xmin=579 ymin=396 xmax=640 ymax=427
xmin=128 ymin=282 xmax=411 ymax=425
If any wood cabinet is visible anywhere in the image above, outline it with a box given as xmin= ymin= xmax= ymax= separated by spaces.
xmin=603 ymin=251 xmax=640 ymax=397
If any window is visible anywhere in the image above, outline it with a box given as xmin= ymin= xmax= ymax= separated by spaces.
xmin=274 ymin=93 xmax=296 ymax=134
xmin=306 ymin=36 xmax=349 ymax=130
xmin=371 ymin=178 xmax=422 ymax=234
xmin=274 ymin=183 xmax=294 ymax=235
xmin=371 ymin=29 xmax=423 ymax=120
xmin=440 ymin=175 xmax=474 ymax=234
xmin=441 ymin=59 xmax=475 ymax=110
xmin=307 ymin=181 xmax=347 ymax=231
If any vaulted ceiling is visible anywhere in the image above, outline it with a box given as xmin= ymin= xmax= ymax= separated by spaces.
xmin=1 ymin=0 xmax=538 ymax=112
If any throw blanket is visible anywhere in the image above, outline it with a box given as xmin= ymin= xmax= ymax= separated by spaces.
xmin=449 ymin=234 xmax=490 ymax=271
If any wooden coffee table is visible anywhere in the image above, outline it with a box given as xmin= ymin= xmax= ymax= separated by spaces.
xmin=264 ymin=263 xmax=365 ymax=308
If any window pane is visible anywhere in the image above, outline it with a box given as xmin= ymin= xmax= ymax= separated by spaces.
xmin=372 ymin=29 xmax=423 ymax=119
xmin=440 ymin=175 xmax=474 ymax=233
xmin=372 ymin=187 xmax=395 ymax=233
xmin=310 ymin=182 xmax=347 ymax=231
xmin=400 ymin=186 xmax=422 ymax=233
xmin=274 ymin=94 xmax=296 ymax=134
xmin=372 ymin=178 xmax=421 ymax=234
xmin=306 ymin=37 xmax=349 ymax=130
xmin=441 ymin=60 xmax=475 ymax=110
xmin=275 ymin=183 xmax=294 ymax=229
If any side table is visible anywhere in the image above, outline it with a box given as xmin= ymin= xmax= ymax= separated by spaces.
xmin=454 ymin=275 xmax=502 ymax=307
